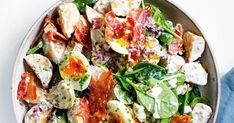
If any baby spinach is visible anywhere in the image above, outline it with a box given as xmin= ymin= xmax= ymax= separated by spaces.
xmin=125 ymin=78 xmax=155 ymax=114
xmin=135 ymin=89 xmax=155 ymax=114
xmin=190 ymin=97 xmax=209 ymax=108
xmin=114 ymin=83 xmax=134 ymax=105
xmin=160 ymin=72 xmax=186 ymax=88
xmin=188 ymin=86 xmax=201 ymax=103
xmin=178 ymin=86 xmax=206 ymax=114
xmin=159 ymin=32 xmax=174 ymax=46
xmin=145 ymin=3 xmax=182 ymax=40
xmin=156 ymin=82 xmax=179 ymax=118
xmin=127 ymin=62 xmax=166 ymax=86
xmin=115 ymin=76 xmax=133 ymax=92
xmin=26 ymin=38 xmax=43 ymax=55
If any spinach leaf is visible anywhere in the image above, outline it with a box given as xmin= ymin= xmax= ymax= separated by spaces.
xmin=156 ymin=82 xmax=179 ymax=118
xmin=73 ymin=0 xmax=97 ymax=14
xmin=135 ymin=89 xmax=155 ymax=114
xmin=26 ymin=38 xmax=43 ymax=55
xmin=126 ymin=78 xmax=155 ymax=114
xmin=159 ymin=32 xmax=174 ymax=46
xmin=178 ymin=85 xmax=189 ymax=114
xmin=115 ymin=76 xmax=133 ymax=92
xmin=190 ymin=97 xmax=209 ymax=108
xmin=114 ymin=83 xmax=134 ymax=105
xmin=178 ymin=85 xmax=203 ymax=114
xmin=145 ymin=3 xmax=182 ymax=40
xmin=188 ymin=86 xmax=201 ymax=103
xmin=128 ymin=62 xmax=166 ymax=85
xmin=133 ymin=62 xmax=165 ymax=71
xmin=160 ymin=72 xmax=186 ymax=88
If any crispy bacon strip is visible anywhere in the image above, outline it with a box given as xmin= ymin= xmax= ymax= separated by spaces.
xmin=168 ymin=24 xmax=184 ymax=55
xmin=89 ymin=70 xmax=115 ymax=122
xmin=31 ymin=15 xmax=66 ymax=48
xmin=92 ymin=18 xmax=106 ymax=29
xmin=105 ymin=11 xmax=125 ymax=40
xmin=43 ymin=16 xmax=67 ymax=45
xmin=17 ymin=72 xmax=37 ymax=102
xmin=30 ymin=15 xmax=49 ymax=48
xmin=171 ymin=115 xmax=192 ymax=123
xmin=128 ymin=7 xmax=151 ymax=65
xmin=74 ymin=16 xmax=92 ymax=49
xmin=128 ymin=6 xmax=151 ymax=25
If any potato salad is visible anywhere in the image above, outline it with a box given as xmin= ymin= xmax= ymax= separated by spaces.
xmin=17 ymin=0 xmax=212 ymax=123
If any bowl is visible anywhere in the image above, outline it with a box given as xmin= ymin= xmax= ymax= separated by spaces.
xmin=12 ymin=0 xmax=220 ymax=122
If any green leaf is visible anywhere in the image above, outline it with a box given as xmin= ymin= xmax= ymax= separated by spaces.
xmin=26 ymin=39 xmax=43 ymax=55
xmin=159 ymin=32 xmax=174 ymax=45
xmin=160 ymin=72 xmax=186 ymax=88
xmin=190 ymin=97 xmax=209 ymax=108
xmin=125 ymin=78 xmax=155 ymax=114
xmin=114 ymin=83 xmax=134 ymax=105
xmin=115 ymin=76 xmax=133 ymax=92
xmin=130 ymin=62 xmax=166 ymax=85
xmin=135 ymin=89 xmax=155 ymax=114
xmin=188 ymin=86 xmax=201 ymax=103
xmin=156 ymin=82 xmax=179 ymax=118
xmin=73 ymin=0 xmax=96 ymax=14
xmin=145 ymin=3 xmax=182 ymax=40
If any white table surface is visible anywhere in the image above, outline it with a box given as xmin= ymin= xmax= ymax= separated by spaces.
xmin=0 ymin=0 xmax=233 ymax=122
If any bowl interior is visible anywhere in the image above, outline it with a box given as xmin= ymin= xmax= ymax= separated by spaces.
xmin=12 ymin=1 xmax=220 ymax=123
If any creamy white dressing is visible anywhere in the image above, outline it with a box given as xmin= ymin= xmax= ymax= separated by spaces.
xmin=133 ymin=103 xmax=147 ymax=122
xmin=168 ymin=78 xmax=177 ymax=88
xmin=148 ymin=85 xmax=162 ymax=119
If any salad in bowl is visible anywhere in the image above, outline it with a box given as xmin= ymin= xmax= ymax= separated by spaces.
xmin=13 ymin=0 xmax=216 ymax=123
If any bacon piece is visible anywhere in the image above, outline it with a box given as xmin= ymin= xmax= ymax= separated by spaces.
xmin=43 ymin=16 xmax=67 ymax=45
xmin=171 ymin=115 xmax=191 ymax=123
xmin=105 ymin=11 xmax=125 ymax=40
xmin=17 ymin=72 xmax=37 ymax=102
xmin=74 ymin=16 xmax=92 ymax=49
xmin=30 ymin=15 xmax=50 ymax=48
xmin=127 ymin=7 xmax=151 ymax=65
xmin=31 ymin=15 xmax=66 ymax=48
xmin=92 ymin=18 xmax=106 ymax=29
xmin=89 ymin=70 xmax=115 ymax=122
xmin=168 ymin=24 xmax=184 ymax=55
xmin=128 ymin=7 xmax=151 ymax=25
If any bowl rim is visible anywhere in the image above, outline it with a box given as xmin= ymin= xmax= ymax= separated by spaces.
xmin=167 ymin=0 xmax=220 ymax=122
xmin=11 ymin=1 xmax=62 ymax=122
xmin=11 ymin=0 xmax=220 ymax=123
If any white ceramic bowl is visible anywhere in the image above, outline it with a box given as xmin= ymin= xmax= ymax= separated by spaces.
xmin=12 ymin=1 xmax=220 ymax=123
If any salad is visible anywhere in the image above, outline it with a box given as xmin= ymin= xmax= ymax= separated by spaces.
xmin=16 ymin=0 xmax=213 ymax=123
